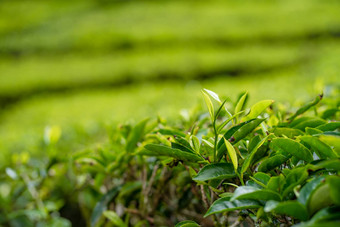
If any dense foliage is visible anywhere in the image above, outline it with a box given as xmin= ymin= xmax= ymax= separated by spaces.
xmin=1 ymin=88 xmax=339 ymax=226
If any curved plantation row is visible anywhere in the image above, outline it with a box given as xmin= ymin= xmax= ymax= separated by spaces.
xmin=1 ymin=89 xmax=339 ymax=226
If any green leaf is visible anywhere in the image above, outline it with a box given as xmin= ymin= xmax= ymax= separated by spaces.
xmin=202 ymin=90 xmax=215 ymax=121
xmin=266 ymin=175 xmax=285 ymax=193
xmin=231 ymin=186 xmax=281 ymax=201
xmin=271 ymin=138 xmax=313 ymax=163
xmin=203 ymin=88 xmax=221 ymax=103
xmin=190 ymin=135 xmax=201 ymax=154
xmin=326 ymin=176 xmax=340 ymax=205
xmin=175 ymin=220 xmax=200 ymax=227
xmin=319 ymin=135 xmax=340 ymax=155
xmin=233 ymin=118 xmax=266 ymax=143
xmin=241 ymin=136 xmax=268 ymax=175
xmin=258 ymin=154 xmax=290 ymax=172
xmin=224 ymin=138 xmax=238 ymax=171
xmin=103 ymin=211 xmax=126 ymax=227
xmin=306 ymin=206 xmax=340 ymax=225
xmin=316 ymin=122 xmax=340 ymax=132
xmin=253 ymin=172 xmax=271 ymax=186
xmin=300 ymin=136 xmax=338 ymax=159
xmin=287 ymin=94 xmax=323 ymax=121
xmin=264 ymin=200 xmax=309 ymax=221
xmin=273 ymin=127 xmax=304 ymax=138
xmin=204 ymin=197 xmax=261 ymax=217
xmin=193 ymin=163 xmax=236 ymax=181
xmin=293 ymin=118 xmax=327 ymax=132
xmin=316 ymin=121 xmax=340 ymax=132
xmin=126 ymin=119 xmax=149 ymax=153
xmin=298 ymin=176 xmax=333 ymax=214
xmin=217 ymin=111 xmax=244 ymax=133
xmin=142 ymin=144 xmax=204 ymax=162
xmin=315 ymin=159 xmax=340 ymax=171
xmin=282 ymin=166 xmax=309 ymax=198
xmin=242 ymin=100 xmax=274 ymax=121
xmin=235 ymin=92 xmax=248 ymax=114
xmin=306 ymin=127 xmax=324 ymax=135
xmin=91 ymin=186 xmax=121 ymax=227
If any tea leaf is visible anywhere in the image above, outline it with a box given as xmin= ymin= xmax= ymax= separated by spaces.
xmin=224 ymin=138 xmax=238 ymax=171
xmin=300 ymin=136 xmax=338 ymax=159
xmin=271 ymin=138 xmax=313 ymax=163
xmin=142 ymin=144 xmax=204 ymax=162
xmin=231 ymin=186 xmax=281 ymax=201
xmin=204 ymin=197 xmax=261 ymax=217
xmin=242 ymin=100 xmax=274 ymax=121
xmin=193 ymin=163 xmax=235 ymax=181
xmin=264 ymin=200 xmax=309 ymax=221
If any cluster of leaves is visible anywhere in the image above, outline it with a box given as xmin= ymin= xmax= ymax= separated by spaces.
xmin=0 ymin=88 xmax=339 ymax=226
xmin=141 ymin=89 xmax=340 ymax=226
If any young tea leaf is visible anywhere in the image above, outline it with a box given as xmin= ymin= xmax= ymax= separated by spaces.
xmin=242 ymin=100 xmax=274 ymax=121
xmin=224 ymin=138 xmax=238 ymax=172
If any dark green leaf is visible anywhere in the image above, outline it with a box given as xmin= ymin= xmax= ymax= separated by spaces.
xmin=142 ymin=144 xmax=204 ymax=162
xmin=91 ymin=186 xmax=121 ymax=227
xmin=204 ymin=197 xmax=261 ymax=217
xmin=316 ymin=122 xmax=340 ymax=132
xmin=264 ymin=200 xmax=309 ymax=221
xmin=233 ymin=118 xmax=266 ymax=144
xmin=241 ymin=136 xmax=268 ymax=174
xmin=282 ymin=166 xmax=309 ymax=198
xmin=271 ymin=138 xmax=313 ymax=163
xmin=258 ymin=154 xmax=290 ymax=172
xmin=193 ymin=163 xmax=236 ymax=181
xmin=300 ymin=136 xmax=338 ymax=159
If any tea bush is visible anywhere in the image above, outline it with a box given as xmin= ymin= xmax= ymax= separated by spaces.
xmin=1 ymin=88 xmax=339 ymax=226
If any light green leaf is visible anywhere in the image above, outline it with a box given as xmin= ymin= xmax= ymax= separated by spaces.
xmin=175 ymin=220 xmax=200 ymax=227
xmin=326 ymin=176 xmax=340 ymax=205
xmin=126 ymin=119 xmax=149 ymax=153
xmin=242 ymin=100 xmax=274 ymax=121
xmin=103 ymin=211 xmax=126 ymax=227
xmin=224 ymin=138 xmax=238 ymax=171
xmin=231 ymin=186 xmax=281 ymax=201
xmin=235 ymin=92 xmax=248 ymax=114
xmin=202 ymin=90 xmax=214 ymax=121
xmin=203 ymin=88 xmax=221 ymax=103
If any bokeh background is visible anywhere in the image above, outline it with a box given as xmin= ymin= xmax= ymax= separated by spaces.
xmin=0 ymin=0 xmax=339 ymax=165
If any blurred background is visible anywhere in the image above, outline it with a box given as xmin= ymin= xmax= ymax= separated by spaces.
xmin=0 ymin=0 xmax=339 ymax=164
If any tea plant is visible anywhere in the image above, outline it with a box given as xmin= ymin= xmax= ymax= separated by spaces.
xmin=141 ymin=89 xmax=340 ymax=226
xmin=1 ymin=88 xmax=339 ymax=226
